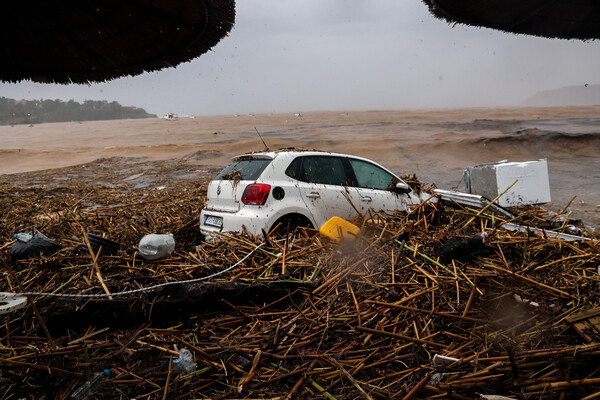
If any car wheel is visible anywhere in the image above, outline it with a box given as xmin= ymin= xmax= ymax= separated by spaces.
xmin=269 ymin=214 xmax=313 ymax=237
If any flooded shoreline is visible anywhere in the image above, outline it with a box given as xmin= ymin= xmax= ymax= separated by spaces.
xmin=1 ymin=106 xmax=598 ymax=228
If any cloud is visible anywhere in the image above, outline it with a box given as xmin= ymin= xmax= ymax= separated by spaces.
xmin=1 ymin=1 xmax=600 ymax=115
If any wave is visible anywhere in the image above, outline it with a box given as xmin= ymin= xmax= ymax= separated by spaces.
xmin=435 ymin=117 xmax=600 ymax=134
xmin=466 ymin=130 xmax=600 ymax=153
xmin=424 ymin=118 xmax=600 ymax=158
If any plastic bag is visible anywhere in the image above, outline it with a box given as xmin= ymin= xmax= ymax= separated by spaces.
xmin=10 ymin=229 xmax=59 ymax=260
xmin=171 ymin=348 xmax=197 ymax=374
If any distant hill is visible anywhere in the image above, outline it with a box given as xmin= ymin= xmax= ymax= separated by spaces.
xmin=522 ymin=84 xmax=600 ymax=106
xmin=0 ymin=97 xmax=156 ymax=125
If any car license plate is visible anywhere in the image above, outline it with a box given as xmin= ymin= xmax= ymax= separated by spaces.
xmin=204 ymin=215 xmax=223 ymax=228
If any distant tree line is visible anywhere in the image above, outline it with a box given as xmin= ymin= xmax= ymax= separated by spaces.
xmin=0 ymin=97 xmax=156 ymax=125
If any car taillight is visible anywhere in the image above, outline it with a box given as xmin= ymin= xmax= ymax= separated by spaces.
xmin=242 ymin=184 xmax=271 ymax=205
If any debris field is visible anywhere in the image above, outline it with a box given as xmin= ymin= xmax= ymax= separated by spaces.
xmin=1 ymin=158 xmax=599 ymax=399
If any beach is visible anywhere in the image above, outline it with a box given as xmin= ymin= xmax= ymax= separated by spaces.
xmin=1 ymin=106 xmax=599 ymax=227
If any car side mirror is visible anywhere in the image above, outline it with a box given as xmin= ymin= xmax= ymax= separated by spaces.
xmin=395 ymin=182 xmax=411 ymax=194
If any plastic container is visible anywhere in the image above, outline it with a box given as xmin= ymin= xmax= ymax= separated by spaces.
xmin=171 ymin=348 xmax=197 ymax=374
xmin=14 ymin=233 xmax=33 ymax=243
xmin=319 ymin=216 xmax=360 ymax=242
xmin=139 ymin=234 xmax=175 ymax=260
xmin=70 ymin=369 xmax=110 ymax=400
xmin=466 ymin=159 xmax=551 ymax=207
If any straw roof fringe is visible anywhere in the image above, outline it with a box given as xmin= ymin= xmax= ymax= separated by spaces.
xmin=423 ymin=0 xmax=600 ymax=40
xmin=1 ymin=0 xmax=236 ymax=84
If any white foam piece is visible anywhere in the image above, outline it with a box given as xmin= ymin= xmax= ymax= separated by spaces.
xmin=0 ymin=292 xmax=28 ymax=314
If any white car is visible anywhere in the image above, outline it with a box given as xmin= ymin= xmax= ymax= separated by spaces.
xmin=200 ymin=150 xmax=428 ymax=239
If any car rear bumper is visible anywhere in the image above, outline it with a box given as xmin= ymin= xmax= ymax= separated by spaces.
xmin=200 ymin=207 xmax=270 ymax=240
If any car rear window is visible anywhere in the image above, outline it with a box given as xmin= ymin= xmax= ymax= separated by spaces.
xmin=215 ymin=158 xmax=271 ymax=181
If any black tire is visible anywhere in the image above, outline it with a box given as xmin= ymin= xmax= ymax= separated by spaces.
xmin=269 ymin=214 xmax=313 ymax=237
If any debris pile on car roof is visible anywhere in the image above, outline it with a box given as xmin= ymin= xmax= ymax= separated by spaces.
xmin=1 ymin=165 xmax=599 ymax=399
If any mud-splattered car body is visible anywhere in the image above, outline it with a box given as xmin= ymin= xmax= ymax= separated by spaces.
xmin=200 ymin=150 xmax=426 ymax=240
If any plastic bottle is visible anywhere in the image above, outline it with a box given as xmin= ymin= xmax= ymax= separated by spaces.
xmin=171 ymin=348 xmax=197 ymax=374
xmin=428 ymin=372 xmax=444 ymax=387
xmin=138 ymin=234 xmax=175 ymax=260
xmin=70 ymin=369 xmax=110 ymax=400
xmin=431 ymin=354 xmax=459 ymax=366
xmin=14 ymin=233 xmax=33 ymax=243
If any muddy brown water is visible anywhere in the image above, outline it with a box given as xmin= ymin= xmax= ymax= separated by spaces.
xmin=1 ymin=106 xmax=598 ymax=229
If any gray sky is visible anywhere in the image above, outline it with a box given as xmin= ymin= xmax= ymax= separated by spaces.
xmin=1 ymin=0 xmax=600 ymax=116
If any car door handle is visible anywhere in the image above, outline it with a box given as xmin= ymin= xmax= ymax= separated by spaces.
xmin=361 ymin=196 xmax=372 ymax=202
xmin=306 ymin=192 xmax=320 ymax=199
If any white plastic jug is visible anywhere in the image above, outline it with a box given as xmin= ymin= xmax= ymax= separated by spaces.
xmin=138 ymin=234 xmax=175 ymax=260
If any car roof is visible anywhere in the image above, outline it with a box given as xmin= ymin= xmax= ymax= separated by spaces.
xmin=232 ymin=149 xmax=364 ymax=162
xmin=230 ymin=149 xmax=402 ymax=181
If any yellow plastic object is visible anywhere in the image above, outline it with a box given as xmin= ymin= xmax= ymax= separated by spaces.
xmin=319 ymin=216 xmax=360 ymax=242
